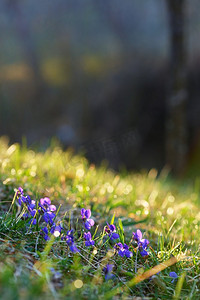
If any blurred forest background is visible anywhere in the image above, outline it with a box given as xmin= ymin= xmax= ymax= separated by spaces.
xmin=0 ymin=0 xmax=200 ymax=176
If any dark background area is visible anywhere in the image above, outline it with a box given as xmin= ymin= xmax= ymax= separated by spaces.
xmin=0 ymin=0 xmax=200 ymax=175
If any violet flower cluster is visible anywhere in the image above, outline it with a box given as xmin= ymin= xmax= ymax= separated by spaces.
xmin=15 ymin=187 xmax=152 ymax=280
xmin=114 ymin=242 xmax=133 ymax=258
xmin=16 ymin=187 xmax=80 ymax=252
xmin=81 ymin=208 xmax=95 ymax=230
xmin=17 ymin=188 xmax=95 ymax=253
xmin=105 ymin=224 xmax=119 ymax=240
xmin=17 ymin=188 xmax=57 ymax=226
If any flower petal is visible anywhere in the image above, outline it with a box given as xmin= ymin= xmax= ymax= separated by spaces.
xmin=110 ymin=233 xmax=119 ymax=240
xmin=70 ymin=243 xmax=79 ymax=253
xmin=81 ymin=208 xmax=86 ymax=218
xmin=140 ymin=249 xmax=149 ymax=257
xmin=85 ymin=209 xmax=91 ymax=219
xmin=118 ymin=249 xmax=125 ymax=257
xmin=49 ymin=205 xmax=56 ymax=212
xmin=109 ymin=224 xmax=116 ymax=232
xmin=40 ymin=197 xmax=51 ymax=206
xmin=125 ymin=250 xmax=133 ymax=258
xmin=169 ymin=272 xmax=178 ymax=278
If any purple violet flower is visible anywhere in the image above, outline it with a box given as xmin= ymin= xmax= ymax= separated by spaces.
xmin=22 ymin=212 xmax=29 ymax=219
xmin=25 ymin=197 xmax=56 ymax=225
xmin=50 ymin=224 xmax=63 ymax=237
xmin=63 ymin=230 xmax=79 ymax=253
xmin=18 ymin=195 xmax=31 ymax=206
xmin=39 ymin=197 xmax=56 ymax=212
xmin=138 ymin=239 xmax=150 ymax=257
xmin=81 ymin=208 xmax=95 ymax=230
xmin=169 ymin=272 xmax=178 ymax=283
xmin=40 ymin=197 xmax=51 ymax=207
xmin=114 ymin=242 xmax=124 ymax=256
xmin=28 ymin=200 xmax=36 ymax=210
xmin=29 ymin=209 xmax=37 ymax=225
xmin=84 ymin=232 xmax=95 ymax=246
xmin=43 ymin=211 xmax=56 ymax=224
xmin=123 ymin=243 xmax=133 ymax=258
xmin=41 ymin=227 xmax=50 ymax=241
xmin=103 ymin=264 xmax=114 ymax=280
xmin=132 ymin=229 xmax=143 ymax=242
xmin=17 ymin=187 xmax=23 ymax=197
xmin=64 ymin=230 xmax=74 ymax=243
xmin=132 ymin=229 xmax=150 ymax=257
xmin=114 ymin=243 xmax=133 ymax=258
xmin=69 ymin=243 xmax=79 ymax=253
xmin=105 ymin=224 xmax=119 ymax=240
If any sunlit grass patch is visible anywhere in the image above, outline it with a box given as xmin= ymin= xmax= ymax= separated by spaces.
xmin=0 ymin=137 xmax=200 ymax=299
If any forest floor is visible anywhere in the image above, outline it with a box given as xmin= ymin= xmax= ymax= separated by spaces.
xmin=0 ymin=136 xmax=200 ymax=299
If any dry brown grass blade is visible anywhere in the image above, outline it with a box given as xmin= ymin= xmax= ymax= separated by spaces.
xmin=128 ymin=256 xmax=178 ymax=287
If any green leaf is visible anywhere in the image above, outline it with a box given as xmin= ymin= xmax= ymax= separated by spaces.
xmin=122 ymin=217 xmax=149 ymax=226
xmin=110 ymin=213 xmax=115 ymax=225
xmin=108 ymin=200 xmax=128 ymax=210
xmin=118 ymin=218 xmax=124 ymax=244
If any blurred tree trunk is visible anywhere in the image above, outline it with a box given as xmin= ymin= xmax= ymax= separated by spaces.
xmin=6 ymin=0 xmax=43 ymax=88
xmin=94 ymin=0 xmax=130 ymax=48
xmin=6 ymin=0 xmax=46 ymax=128
xmin=165 ymin=0 xmax=188 ymax=175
